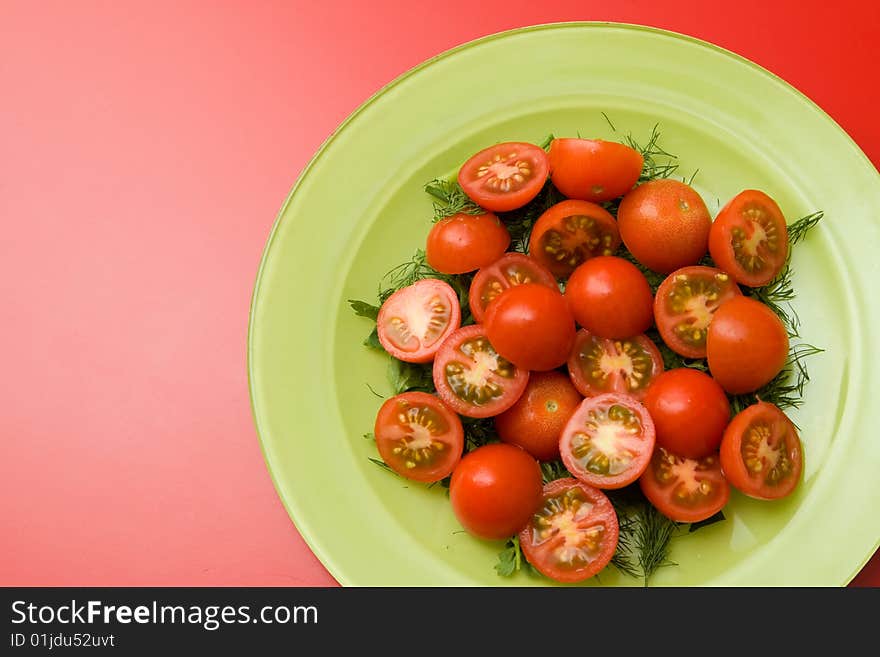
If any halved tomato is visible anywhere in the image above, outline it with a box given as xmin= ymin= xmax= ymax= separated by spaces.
xmin=719 ymin=402 xmax=803 ymax=500
xmin=458 ymin=142 xmax=549 ymax=212
xmin=639 ymin=447 xmax=730 ymax=523
xmin=654 ymin=266 xmax=741 ymax=359
xmin=567 ymin=329 xmax=663 ymax=400
xmin=374 ymin=392 xmax=464 ymax=483
xmin=432 ymin=324 xmax=529 ymax=418
xmin=519 ymin=478 xmax=619 ymax=583
xmin=708 ymin=190 xmax=789 ymax=287
xmin=468 ymin=253 xmax=557 ymax=323
xmin=548 ymin=138 xmax=643 ymax=202
xmin=559 ymin=393 xmax=655 ymax=489
xmin=528 ymin=200 xmax=621 ymax=279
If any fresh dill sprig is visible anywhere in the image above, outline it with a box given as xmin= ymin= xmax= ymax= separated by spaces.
xmin=610 ymin=512 xmax=640 ymax=578
xmin=729 ymin=342 xmax=824 ymax=415
xmin=461 ymin=416 xmax=497 ymax=451
xmin=498 ymin=180 xmax=566 ymax=253
xmin=624 ymin=124 xmax=679 ymax=183
xmin=787 ymin=210 xmax=824 ymax=246
xmin=424 ymin=178 xmax=483 ymax=222
xmin=539 ymin=460 xmax=569 ymax=484
xmin=368 ymin=457 xmax=397 ymax=476
xmin=616 ymin=248 xmax=666 ymax=292
xmin=538 ymin=133 xmax=555 ymax=150
xmin=635 ymin=503 xmax=678 ymax=585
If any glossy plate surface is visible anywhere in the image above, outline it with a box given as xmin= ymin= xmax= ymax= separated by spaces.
xmin=249 ymin=23 xmax=880 ymax=586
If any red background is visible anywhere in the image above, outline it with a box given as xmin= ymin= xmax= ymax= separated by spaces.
xmin=2 ymin=0 xmax=877 ymax=586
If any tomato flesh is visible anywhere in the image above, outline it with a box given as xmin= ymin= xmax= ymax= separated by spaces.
xmin=719 ymin=402 xmax=802 ymax=500
xmin=559 ymin=393 xmax=655 ymax=489
xmin=639 ymin=447 xmax=730 ymax=523
xmin=432 ymin=324 xmax=529 ymax=418
xmin=458 ymin=142 xmax=549 ymax=212
xmin=374 ymin=392 xmax=464 ymax=483
xmin=654 ymin=266 xmax=741 ymax=359
xmin=709 ymin=190 xmax=789 ymax=287
xmin=567 ymin=330 xmax=663 ymax=400
xmin=377 ymin=278 xmax=461 ymax=363
xmin=528 ymin=200 xmax=621 ymax=279
xmin=519 ymin=478 xmax=619 ymax=583
xmin=468 ymin=253 xmax=557 ymax=323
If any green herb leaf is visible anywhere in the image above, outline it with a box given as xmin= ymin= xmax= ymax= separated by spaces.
xmin=387 ymin=358 xmax=434 ymax=395
xmin=729 ymin=342 xmax=824 ymax=415
xmin=539 ymin=460 xmax=569 ymax=484
xmin=495 ymin=535 xmax=523 ymax=577
xmin=363 ymin=432 xmax=375 ymax=440
xmin=461 ymin=417 xmax=497 ymax=451
xmin=538 ymin=133 xmax=555 ymax=150
xmin=348 ymin=299 xmax=380 ymax=320
xmin=424 ymin=178 xmax=483 ymax=222
xmin=363 ymin=328 xmax=382 ymax=350
xmin=623 ymin=124 xmax=679 ymax=183
xmin=368 ymin=457 xmax=396 ymax=475
xmin=497 ymin=180 xmax=566 ymax=254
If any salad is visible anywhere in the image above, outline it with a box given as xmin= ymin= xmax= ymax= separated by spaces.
xmin=350 ymin=122 xmax=822 ymax=584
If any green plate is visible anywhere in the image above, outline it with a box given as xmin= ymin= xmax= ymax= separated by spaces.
xmin=248 ymin=23 xmax=880 ymax=586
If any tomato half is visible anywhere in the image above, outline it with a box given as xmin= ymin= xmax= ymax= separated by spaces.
xmin=458 ymin=142 xmax=549 ymax=212
xmin=706 ymin=296 xmax=789 ymax=394
xmin=639 ymin=447 xmax=730 ymax=523
xmin=374 ymin=392 xmax=464 ymax=483
xmin=654 ymin=266 xmax=741 ymax=359
xmin=432 ymin=324 xmax=529 ymax=418
xmin=547 ymin=138 xmax=643 ymax=202
xmin=617 ymin=179 xmax=712 ymax=274
xmin=377 ymin=278 xmax=461 ymax=363
xmin=425 ymin=212 xmax=510 ymax=275
xmin=567 ymin=329 xmax=663 ymax=400
xmin=528 ymin=200 xmax=621 ymax=279
xmin=483 ymin=283 xmax=576 ymax=372
xmin=719 ymin=402 xmax=803 ymax=500
xmin=519 ymin=478 xmax=619 ymax=583
xmin=559 ymin=393 xmax=655 ymax=489
xmin=709 ymin=190 xmax=789 ymax=287
xmin=449 ymin=443 xmax=543 ymax=540
xmin=643 ymin=368 xmax=730 ymax=460
xmin=468 ymin=253 xmax=557 ymax=323
xmin=494 ymin=371 xmax=583 ymax=461
xmin=565 ymin=256 xmax=654 ymax=339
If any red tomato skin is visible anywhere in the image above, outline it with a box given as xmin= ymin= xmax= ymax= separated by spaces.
xmin=376 ymin=278 xmax=461 ymax=363
xmin=617 ymin=179 xmax=712 ymax=273
xmin=719 ymin=402 xmax=803 ymax=500
xmin=706 ymin=296 xmax=789 ymax=394
xmin=519 ymin=478 xmax=619 ymax=583
xmin=548 ymin=138 xmax=643 ymax=202
xmin=639 ymin=448 xmax=730 ymax=523
xmin=484 ymin=283 xmax=576 ymax=372
xmin=458 ymin=142 xmax=549 ymax=212
xmin=558 ymin=392 xmax=656 ymax=489
xmin=494 ymin=371 xmax=583 ymax=461
xmin=708 ymin=190 xmax=789 ymax=287
xmin=643 ymin=368 xmax=731 ymax=459
xmin=468 ymin=253 xmax=557 ymax=324
xmin=425 ymin=212 xmax=510 ymax=275
xmin=449 ymin=443 xmax=543 ymax=540
xmin=374 ymin=392 xmax=464 ymax=483
xmin=565 ymin=256 xmax=654 ymax=339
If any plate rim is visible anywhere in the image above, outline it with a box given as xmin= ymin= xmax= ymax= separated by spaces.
xmin=247 ymin=21 xmax=880 ymax=586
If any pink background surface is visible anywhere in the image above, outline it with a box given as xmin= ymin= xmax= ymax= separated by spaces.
xmin=2 ymin=0 xmax=878 ymax=586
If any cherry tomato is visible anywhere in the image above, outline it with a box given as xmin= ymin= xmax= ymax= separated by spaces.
xmin=425 ymin=212 xmax=510 ymax=275
xmin=639 ymin=447 xmax=730 ymax=523
xmin=374 ymin=392 xmax=464 ymax=483
xmin=458 ymin=142 xmax=549 ymax=212
xmin=617 ymin=179 xmax=712 ymax=273
xmin=567 ymin=329 xmax=663 ymax=401
xmin=468 ymin=253 xmax=557 ymax=324
xmin=377 ymin=278 xmax=461 ymax=363
xmin=654 ymin=266 xmax=742 ymax=359
xmin=495 ymin=371 xmax=583 ymax=462
xmin=519 ymin=478 xmax=619 ymax=583
xmin=565 ymin=256 xmax=653 ymax=339
xmin=528 ymin=200 xmax=621 ymax=279
xmin=719 ymin=402 xmax=803 ymax=500
xmin=432 ymin=324 xmax=529 ymax=418
xmin=547 ymin=138 xmax=643 ymax=202
xmin=706 ymin=296 xmax=789 ymax=394
xmin=483 ymin=283 xmax=576 ymax=372
xmin=709 ymin=190 xmax=789 ymax=287
xmin=643 ymin=368 xmax=730 ymax=460
xmin=559 ymin=393 xmax=656 ymax=489
xmin=449 ymin=443 xmax=543 ymax=540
